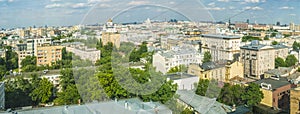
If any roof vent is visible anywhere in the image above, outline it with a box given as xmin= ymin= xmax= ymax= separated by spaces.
xmin=270 ymin=75 xmax=280 ymax=80
xmin=261 ymin=83 xmax=272 ymax=90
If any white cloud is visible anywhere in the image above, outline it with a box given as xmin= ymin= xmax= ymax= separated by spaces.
xmin=45 ymin=3 xmax=63 ymax=9
xmin=128 ymin=1 xmax=150 ymax=5
xmin=289 ymin=14 xmax=296 ymax=16
xmin=218 ymin=0 xmax=229 ymax=2
xmin=205 ymin=7 xmax=226 ymax=11
xmin=245 ymin=0 xmax=260 ymax=3
xmin=279 ymin=6 xmax=294 ymax=10
xmin=50 ymin=0 xmax=61 ymax=2
xmin=71 ymin=3 xmax=88 ymax=9
xmin=0 ymin=0 xmax=14 ymax=2
xmin=97 ymin=3 xmax=111 ymax=8
xmin=87 ymin=0 xmax=111 ymax=3
xmin=208 ymin=2 xmax=215 ymax=7
xmin=229 ymin=6 xmax=235 ymax=9
xmin=244 ymin=6 xmax=263 ymax=10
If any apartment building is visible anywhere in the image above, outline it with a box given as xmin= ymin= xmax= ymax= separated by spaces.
xmin=36 ymin=45 xmax=63 ymax=66
xmin=153 ymin=46 xmax=202 ymax=74
xmin=0 ymin=82 xmax=4 ymax=109
xmin=188 ymin=61 xmax=243 ymax=82
xmin=201 ymin=34 xmax=241 ymax=62
xmin=240 ymin=41 xmax=289 ymax=79
xmin=101 ymin=19 xmax=121 ymax=48
xmin=65 ymin=47 xmax=100 ymax=64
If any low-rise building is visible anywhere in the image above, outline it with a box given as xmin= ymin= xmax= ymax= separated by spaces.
xmin=188 ymin=61 xmax=243 ymax=82
xmin=66 ymin=47 xmax=100 ymax=64
xmin=253 ymin=77 xmax=292 ymax=111
xmin=167 ymin=73 xmax=199 ymax=90
xmin=153 ymin=47 xmax=201 ymax=74
xmin=176 ymin=90 xmax=233 ymax=114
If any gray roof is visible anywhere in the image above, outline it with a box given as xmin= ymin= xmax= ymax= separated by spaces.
xmin=264 ymin=67 xmax=293 ymax=76
xmin=271 ymin=44 xmax=289 ymax=49
xmin=160 ymin=48 xmax=199 ymax=58
xmin=253 ymin=77 xmax=290 ymax=90
xmin=176 ymin=90 xmax=232 ymax=114
xmin=201 ymin=62 xmax=226 ymax=71
xmin=167 ymin=72 xmax=197 ymax=80
xmin=240 ymin=44 xmax=269 ymax=51
xmin=7 ymin=98 xmax=172 ymax=114
xmin=201 ymin=34 xmax=241 ymax=39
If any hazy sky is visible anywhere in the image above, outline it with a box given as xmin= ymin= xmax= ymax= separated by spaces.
xmin=0 ymin=0 xmax=299 ymax=28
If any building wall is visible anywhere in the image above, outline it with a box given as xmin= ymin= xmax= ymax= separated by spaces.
xmin=274 ymin=48 xmax=289 ymax=59
xmin=260 ymin=89 xmax=273 ymax=107
xmin=188 ymin=64 xmax=202 ymax=77
xmin=201 ymin=36 xmax=241 ymax=61
xmin=152 ymin=53 xmax=167 ymax=74
xmin=0 ymin=82 xmax=4 ymax=109
xmin=241 ymin=48 xmax=275 ymax=79
xmin=290 ymin=88 xmax=300 ymax=114
xmin=225 ymin=61 xmax=244 ymax=82
xmin=101 ymin=32 xmax=120 ymax=49
xmin=272 ymin=84 xmax=291 ymax=110
xmin=36 ymin=46 xmax=63 ymax=66
xmin=66 ymin=47 xmax=101 ymax=64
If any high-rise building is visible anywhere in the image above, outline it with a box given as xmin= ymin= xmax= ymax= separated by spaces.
xmin=240 ymin=41 xmax=288 ymax=79
xmin=291 ymin=87 xmax=300 ymax=114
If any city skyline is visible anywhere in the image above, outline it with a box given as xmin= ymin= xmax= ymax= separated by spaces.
xmin=0 ymin=0 xmax=300 ymax=28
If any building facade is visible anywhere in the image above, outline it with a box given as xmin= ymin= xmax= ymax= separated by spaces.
xmin=36 ymin=45 xmax=63 ymax=66
xmin=66 ymin=47 xmax=100 ymax=64
xmin=240 ymin=42 xmax=275 ymax=79
xmin=153 ymin=47 xmax=202 ymax=74
xmin=291 ymin=87 xmax=300 ymax=114
xmin=201 ymin=34 xmax=241 ymax=62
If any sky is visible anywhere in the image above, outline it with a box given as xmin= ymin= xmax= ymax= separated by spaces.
xmin=0 ymin=0 xmax=300 ymax=28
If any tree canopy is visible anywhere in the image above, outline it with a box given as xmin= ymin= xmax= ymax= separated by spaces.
xmin=202 ymin=51 xmax=212 ymax=63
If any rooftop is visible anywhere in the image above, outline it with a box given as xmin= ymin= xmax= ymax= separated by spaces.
xmin=5 ymin=98 xmax=171 ymax=114
xmin=253 ymin=77 xmax=291 ymax=91
xmin=201 ymin=61 xmax=226 ymax=71
xmin=176 ymin=90 xmax=232 ymax=114
xmin=201 ymin=34 xmax=241 ymax=39
xmin=166 ymin=72 xmax=197 ymax=80
xmin=264 ymin=67 xmax=293 ymax=76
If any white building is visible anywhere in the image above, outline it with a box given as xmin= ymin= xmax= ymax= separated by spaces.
xmin=153 ymin=46 xmax=202 ymax=74
xmin=66 ymin=47 xmax=101 ymax=64
xmin=201 ymin=34 xmax=241 ymax=61
xmin=41 ymin=74 xmax=61 ymax=87
xmin=0 ymin=82 xmax=4 ymax=109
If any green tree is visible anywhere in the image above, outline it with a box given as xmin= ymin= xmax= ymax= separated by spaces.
xmin=292 ymin=41 xmax=300 ymax=51
xmin=60 ymin=68 xmax=75 ymax=91
xmin=30 ymin=78 xmax=53 ymax=103
xmin=202 ymin=51 xmax=212 ymax=63
xmin=241 ymin=36 xmax=262 ymax=42
xmin=181 ymin=108 xmax=194 ymax=114
xmin=195 ymin=79 xmax=209 ymax=96
xmin=217 ymin=83 xmax=245 ymax=106
xmin=270 ymin=32 xmax=277 ymax=37
xmin=286 ymin=55 xmax=298 ymax=67
xmin=54 ymin=84 xmax=80 ymax=105
xmin=271 ymin=41 xmax=278 ymax=45
xmin=241 ymin=83 xmax=263 ymax=106
xmin=167 ymin=65 xmax=188 ymax=73
xmin=275 ymin=57 xmax=286 ymax=68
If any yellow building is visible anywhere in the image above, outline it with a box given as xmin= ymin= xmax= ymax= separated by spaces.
xmin=291 ymin=87 xmax=300 ymax=114
xmin=101 ymin=32 xmax=120 ymax=48
xmin=188 ymin=61 xmax=244 ymax=82
xmin=36 ymin=45 xmax=63 ymax=66
xmin=225 ymin=61 xmax=244 ymax=82
xmin=101 ymin=19 xmax=120 ymax=48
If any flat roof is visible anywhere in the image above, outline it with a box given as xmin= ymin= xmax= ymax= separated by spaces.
xmin=253 ymin=77 xmax=290 ymax=90
xmin=166 ymin=73 xmax=197 ymax=80
xmin=201 ymin=34 xmax=241 ymax=39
